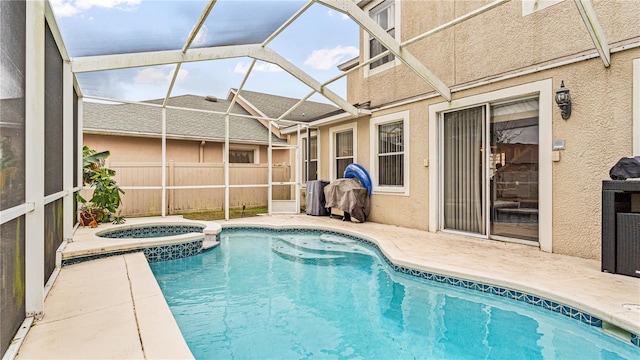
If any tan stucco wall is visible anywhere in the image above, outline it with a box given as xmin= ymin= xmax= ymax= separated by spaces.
xmin=347 ymin=0 xmax=640 ymax=108
xmin=295 ymin=46 xmax=639 ymax=260
xmin=547 ymin=52 xmax=636 ymax=259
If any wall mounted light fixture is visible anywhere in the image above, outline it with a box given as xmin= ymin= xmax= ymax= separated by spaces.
xmin=555 ymin=81 xmax=572 ymax=120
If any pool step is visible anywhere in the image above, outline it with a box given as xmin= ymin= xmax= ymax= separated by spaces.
xmin=319 ymin=234 xmax=358 ymax=244
xmin=271 ymin=234 xmax=373 ymax=263
xmin=275 ymin=235 xmax=365 ymax=255
xmin=202 ymin=239 xmax=220 ymax=252
xmin=272 ymin=243 xmax=344 ymax=261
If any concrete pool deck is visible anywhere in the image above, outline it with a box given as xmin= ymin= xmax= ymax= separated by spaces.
xmin=14 ymin=214 xmax=640 ymax=359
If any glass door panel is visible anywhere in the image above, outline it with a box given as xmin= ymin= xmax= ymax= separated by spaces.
xmin=489 ymin=99 xmax=539 ymax=242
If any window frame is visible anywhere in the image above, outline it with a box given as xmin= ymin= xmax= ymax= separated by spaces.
xmin=633 ymin=58 xmax=639 ymax=156
xmin=226 ymin=144 xmax=260 ymax=164
xmin=363 ymin=0 xmax=401 ymax=78
xmin=329 ymin=122 xmax=357 ymax=181
xmin=369 ymin=110 xmax=410 ymax=195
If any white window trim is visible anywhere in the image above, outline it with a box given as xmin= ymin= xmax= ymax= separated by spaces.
xmin=428 ymin=79 xmax=553 ymax=252
xmin=300 ymin=130 xmax=321 ymax=186
xmin=522 ymin=0 xmax=566 ymax=16
xmin=225 ymin=144 xmax=260 ymax=164
xmin=633 ymin=58 xmax=640 ymax=156
xmin=329 ymin=122 xmax=357 ymax=181
xmin=369 ymin=110 xmax=410 ymax=196
xmin=363 ymin=0 xmax=401 ymax=78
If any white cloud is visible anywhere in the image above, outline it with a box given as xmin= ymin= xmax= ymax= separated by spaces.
xmin=327 ymin=9 xmax=350 ymax=20
xmin=191 ymin=25 xmax=208 ymax=47
xmin=51 ymin=1 xmax=81 ymax=17
xmin=233 ymin=62 xmax=282 ymax=74
xmin=51 ymin=0 xmax=141 ymax=17
xmin=134 ymin=67 xmax=188 ymax=84
xmin=303 ymin=45 xmax=359 ymax=70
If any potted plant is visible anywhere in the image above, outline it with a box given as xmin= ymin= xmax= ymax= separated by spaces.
xmin=77 ymin=146 xmax=125 ymax=226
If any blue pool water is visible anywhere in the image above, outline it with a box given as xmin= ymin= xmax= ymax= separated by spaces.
xmin=150 ymin=229 xmax=639 ymax=359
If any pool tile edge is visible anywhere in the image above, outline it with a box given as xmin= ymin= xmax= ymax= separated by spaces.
xmin=222 ymin=225 xmax=640 ymax=349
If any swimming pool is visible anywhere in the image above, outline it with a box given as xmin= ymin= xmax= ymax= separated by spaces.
xmin=150 ymin=228 xmax=640 ymax=359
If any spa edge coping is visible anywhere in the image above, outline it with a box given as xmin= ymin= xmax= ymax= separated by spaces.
xmin=63 ymin=220 xmax=222 ymax=260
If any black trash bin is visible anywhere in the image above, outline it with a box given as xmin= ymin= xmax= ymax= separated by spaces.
xmin=306 ymin=180 xmax=330 ymax=216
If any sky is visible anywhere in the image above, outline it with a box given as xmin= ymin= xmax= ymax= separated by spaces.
xmin=50 ymin=0 xmax=360 ymax=105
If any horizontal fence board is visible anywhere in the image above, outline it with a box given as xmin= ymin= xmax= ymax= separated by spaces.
xmin=87 ymin=162 xmax=294 ymax=216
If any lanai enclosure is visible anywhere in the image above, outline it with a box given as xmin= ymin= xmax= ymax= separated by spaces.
xmin=0 ymin=0 xmax=621 ymax=357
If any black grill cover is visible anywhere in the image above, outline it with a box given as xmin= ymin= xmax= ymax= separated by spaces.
xmin=324 ymin=178 xmax=370 ymax=223
xmin=610 ymin=157 xmax=640 ymax=180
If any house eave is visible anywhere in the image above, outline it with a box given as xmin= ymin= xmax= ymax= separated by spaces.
xmin=83 ymin=129 xmax=285 ymax=145
xmin=280 ymin=108 xmax=371 ymax=135
xmin=337 ymin=56 xmax=359 ymax=71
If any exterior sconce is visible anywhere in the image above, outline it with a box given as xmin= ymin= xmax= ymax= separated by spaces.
xmin=555 ymin=81 xmax=572 ymax=120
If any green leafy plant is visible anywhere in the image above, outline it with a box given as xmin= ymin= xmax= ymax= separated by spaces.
xmin=77 ymin=146 xmax=125 ymax=226
xmin=111 ymin=211 xmax=126 ymax=225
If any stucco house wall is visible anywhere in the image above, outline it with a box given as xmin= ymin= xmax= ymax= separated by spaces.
xmin=291 ymin=0 xmax=640 ymax=260
xmin=347 ymin=0 xmax=640 ymax=108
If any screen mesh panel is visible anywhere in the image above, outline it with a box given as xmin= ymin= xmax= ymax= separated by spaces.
xmin=44 ymin=199 xmax=64 ymax=285
xmin=44 ymin=20 xmax=64 ymax=196
xmin=197 ymin=1 xmax=305 ymax=48
xmin=0 ymin=0 xmax=26 ymax=210
xmin=73 ymin=90 xmax=78 ymax=188
xmin=56 ymin=1 xmax=305 ymax=57
xmin=0 ymin=216 xmax=26 ymax=356
xmin=1 ymin=0 xmax=27 ymax=353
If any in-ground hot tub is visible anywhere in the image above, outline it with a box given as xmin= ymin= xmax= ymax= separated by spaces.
xmin=63 ymin=222 xmax=221 ymax=266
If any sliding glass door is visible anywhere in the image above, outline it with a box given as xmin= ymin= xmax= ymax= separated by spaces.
xmin=441 ymin=99 xmax=539 ymax=243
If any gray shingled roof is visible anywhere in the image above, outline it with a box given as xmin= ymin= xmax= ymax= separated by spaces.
xmin=83 ymin=94 xmax=285 ymax=144
xmin=234 ymin=89 xmax=339 ymax=123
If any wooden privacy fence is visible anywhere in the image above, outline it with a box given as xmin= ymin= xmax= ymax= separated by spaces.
xmin=82 ymin=162 xmax=292 ymax=217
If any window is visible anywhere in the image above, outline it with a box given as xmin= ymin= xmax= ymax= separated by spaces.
xmin=369 ymin=0 xmax=396 ymax=70
xmin=370 ymin=111 xmax=409 ymax=194
xmin=330 ymin=123 xmax=357 ymax=180
xmin=229 ymin=150 xmax=254 ymax=163
xmin=335 ymin=130 xmax=354 ymax=178
xmin=302 ymin=135 xmax=318 ymax=183
xmin=378 ymin=121 xmax=403 ymax=185
xmin=228 ymin=145 xmax=259 ymax=164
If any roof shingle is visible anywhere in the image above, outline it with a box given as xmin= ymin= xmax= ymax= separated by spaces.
xmin=83 ymin=94 xmax=286 ymax=144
